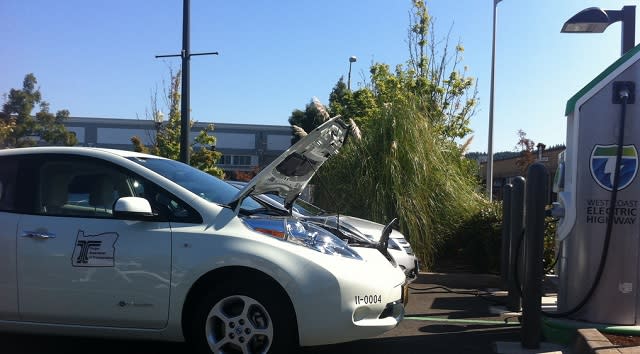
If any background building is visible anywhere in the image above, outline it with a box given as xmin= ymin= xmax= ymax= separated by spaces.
xmin=478 ymin=145 xmax=565 ymax=201
xmin=64 ymin=117 xmax=292 ymax=176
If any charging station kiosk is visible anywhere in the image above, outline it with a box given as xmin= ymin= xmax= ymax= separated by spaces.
xmin=555 ymin=45 xmax=640 ymax=325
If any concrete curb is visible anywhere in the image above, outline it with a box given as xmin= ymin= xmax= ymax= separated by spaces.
xmin=572 ymin=328 xmax=640 ymax=353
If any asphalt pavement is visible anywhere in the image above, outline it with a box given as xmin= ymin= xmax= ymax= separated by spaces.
xmin=1 ymin=272 xmax=528 ymax=354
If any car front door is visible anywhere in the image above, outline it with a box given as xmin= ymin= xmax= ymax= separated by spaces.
xmin=16 ymin=155 xmax=172 ymax=329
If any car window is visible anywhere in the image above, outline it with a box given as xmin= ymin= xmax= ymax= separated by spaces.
xmin=39 ymin=158 xmax=135 ymax=217
xmin=33 ymin=155 xmax=201 ymax=222
xmin=0 ymin=158 xmax=18 ymax=212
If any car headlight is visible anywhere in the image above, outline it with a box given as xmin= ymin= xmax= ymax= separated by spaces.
xmin=243 ymin=217 xmax=363 ymax=260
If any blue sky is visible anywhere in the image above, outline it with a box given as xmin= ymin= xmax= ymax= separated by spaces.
xmin=1 ymin=0 xmax=638 ymax=153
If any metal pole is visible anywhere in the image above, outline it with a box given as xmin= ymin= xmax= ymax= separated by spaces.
xmin=180 ymin=0 xmax=191 ymax=164
xmin=347 ymin=56 xmax=357 ymax=91
xmin=486 ymin=0 xmax=501 ymax=201
xmin=155 ymin=2 xmax=217 ymax=164
xmin=507 ymin=176 xmax=524 ymax=312
xmin=348 ymin=61 xmax=352 ymax=91
xmin=621 ymin=6 xmax=636 ymax=55
xmin=521 ymin=163 xmax=549 ymax=349
xmin=501 ymin=183 xmax=513 ymax=286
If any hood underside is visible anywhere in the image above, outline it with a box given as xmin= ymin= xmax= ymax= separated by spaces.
xmin=230 ymin=117 xmax=349 ymax=211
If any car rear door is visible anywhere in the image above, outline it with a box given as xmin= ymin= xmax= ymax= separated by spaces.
xmin=0 ymin=157 xmax=19 ymax=320
xmin=16 ymin=154 xmax=172 ymax=329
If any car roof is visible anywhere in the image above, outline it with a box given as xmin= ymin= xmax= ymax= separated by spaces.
xmin=0 ymin=146 xmax=167 ymax=160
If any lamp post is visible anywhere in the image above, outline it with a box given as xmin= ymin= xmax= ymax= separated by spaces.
xmin=561 ymin=6 xmax=636 ymax=55
xmin=154 ymin=111 xmax=164 ymax=150
xmin=348 ymin=56 xmax=357 ymax=91
xmin=487 ymin=0 xmax=502 ymax=201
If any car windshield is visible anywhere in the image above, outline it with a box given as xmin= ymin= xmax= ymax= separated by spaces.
xmin=266 ymin=193 xmax=326 ymax=216
xmin=129 ymin=157 xmax=264 ymax=211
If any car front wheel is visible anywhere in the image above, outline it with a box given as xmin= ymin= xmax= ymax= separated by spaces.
xmin=189 ymin=281 xmax=297 ymax=354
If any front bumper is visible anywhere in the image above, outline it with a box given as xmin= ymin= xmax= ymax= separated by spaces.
xmin=389 ymin=248 xmax=419 ymax=283
xmin=405 ymin=258 xmax=420 ymax=282
xmin=294 ymin=248 xmax=406 ymax=347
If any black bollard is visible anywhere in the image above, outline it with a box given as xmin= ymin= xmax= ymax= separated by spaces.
xmin=501 ymin=184 xmax=513 ymax=287
xmin=521 ymin=163 xmax=549 ymax=349
xmin=507 ymin=176 xmax=525 ymax=312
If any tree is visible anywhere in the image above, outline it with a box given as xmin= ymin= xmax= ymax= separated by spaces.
xmin=515 ymin=129 xmax=536 ymax=175
xmin=1 ymin=73 xmax=77 ymax=148
xmin=322 ymin=1 xmax=476 ymax=142
xmin=407 ymin=0 xmax=478 ymax=140
xmin=0 ymin=118 xmax=15 ymax=145
xmin=131 ymin=70 xmax=224 ymax=178
xmin=328 ymin=78 xmax=379 ymax=131
xmin=327 ymin=77 xmax=351 ymax=117
xmin=288 ymin=97 xmax=330 ymax=144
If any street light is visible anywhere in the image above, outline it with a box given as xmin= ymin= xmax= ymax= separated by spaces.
xmin=561 ymin=6 xmax=636 ymax=55
xmin=487 ymin=0 xmax=502 ymax=201
xmin=348 ymin=56 xmax=357 ymax=91
xmin=154 ymin=111 xmax=164 ymax=150
xmin=154 ymin=110 xmax=165 ymax=128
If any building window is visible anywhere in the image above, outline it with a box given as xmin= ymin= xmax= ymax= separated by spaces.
xmin=219 ymin=155 xmax=253 ymax=166
xmin=233 ymin=156 xmax=251 ymax=166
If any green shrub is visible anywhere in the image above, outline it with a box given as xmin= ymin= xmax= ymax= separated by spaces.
xmin=436 ymin=201 xmax=502 ymax=273
xmin=434 ymin=200 xmax=559 ymax=275
xmin=543 ymin=216 xmax=558 ymax=273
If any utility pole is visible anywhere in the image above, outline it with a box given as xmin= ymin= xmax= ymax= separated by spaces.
xmin=156 ymin=0 xmax=218 ymax=164
xmin=487 ymin=0 xmax=503 ymax=201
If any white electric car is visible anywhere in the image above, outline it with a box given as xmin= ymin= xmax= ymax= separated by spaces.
xmin=0 ymin=118 xmax=405 ymax=354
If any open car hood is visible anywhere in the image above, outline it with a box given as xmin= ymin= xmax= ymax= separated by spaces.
xmin=230 ymin=117 xmax=349 ymax=211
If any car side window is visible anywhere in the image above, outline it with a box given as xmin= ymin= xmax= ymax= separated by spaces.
xmin=0 ymin=158 xmax=18 ymax=212
xmin=33 ymin=155 xmax=201 ymax=223
xmin=39 ymin=158 xmax=135 ymax=217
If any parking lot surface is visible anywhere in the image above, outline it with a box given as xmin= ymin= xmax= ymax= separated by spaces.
xmin=0 ymin=272 xmax=521 ymax=354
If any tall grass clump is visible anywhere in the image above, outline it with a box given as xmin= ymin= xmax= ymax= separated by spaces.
xmin=315 ymin=87 xmax=485 ymax=268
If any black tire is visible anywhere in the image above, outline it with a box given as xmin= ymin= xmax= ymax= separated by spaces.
xmin=187 ymin=279 xmax=298 ymax=354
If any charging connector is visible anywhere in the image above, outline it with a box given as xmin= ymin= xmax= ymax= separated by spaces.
xmin=613 ymin=81 xmax=635 ymax=104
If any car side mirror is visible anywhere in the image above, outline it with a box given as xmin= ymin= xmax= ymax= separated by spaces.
xmin=113 ymin=197 xmax=155 ymax=220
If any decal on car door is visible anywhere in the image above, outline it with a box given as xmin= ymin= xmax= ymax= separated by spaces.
xmin=71 ymin=230 xmax=119 ymax=267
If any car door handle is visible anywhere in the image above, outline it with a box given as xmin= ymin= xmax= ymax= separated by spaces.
xmin=21 ymin=231 xmax=56 ymax=239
